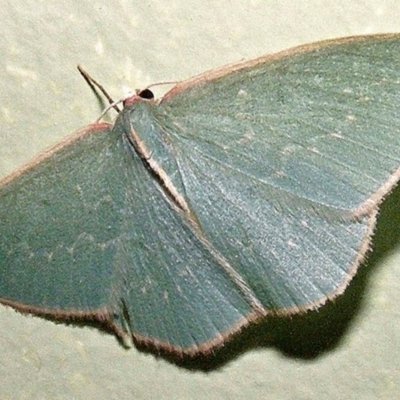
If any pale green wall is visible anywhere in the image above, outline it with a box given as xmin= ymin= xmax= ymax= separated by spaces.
xmin=1 ymin=1 xmax=400 ymax=399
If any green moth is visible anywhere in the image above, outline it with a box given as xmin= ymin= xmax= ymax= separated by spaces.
xmin=1 ymin=34 xmax=400 ymax=356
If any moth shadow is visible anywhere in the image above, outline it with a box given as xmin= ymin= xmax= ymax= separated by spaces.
xmin=159 ymin=183 xmax=400 ymax=371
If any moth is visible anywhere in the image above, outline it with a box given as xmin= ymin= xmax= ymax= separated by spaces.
xmin=1 ymin=34 xmax=399 ymax=356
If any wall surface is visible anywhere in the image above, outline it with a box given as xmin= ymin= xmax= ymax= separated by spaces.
xmin=1 ymin=1 xmax=400 ymax=399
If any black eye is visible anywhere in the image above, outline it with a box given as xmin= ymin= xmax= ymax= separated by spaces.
xmin=138 ymin=89 xmax=154 ymax=100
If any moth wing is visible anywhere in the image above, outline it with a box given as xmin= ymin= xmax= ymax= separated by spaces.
xmin=0 ymin=122 xmax=253 ymax=354
xmin=158 ymin=35 xmax=400 ymax=310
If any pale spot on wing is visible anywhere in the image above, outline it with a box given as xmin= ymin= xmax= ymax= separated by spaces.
xmin=307 ymin=147 xmax=320 ymax=154
xmin=221 ymin=143 xmax=230 ymax=151
xmin=140 ymin=276 xmax=152 ymax=295
xmin=65 ymin=233 xmax=96 ymax=256
xmin=275 ymin=170 xmax=286 ymax=177
xmin=301 ymin=220 xmax=309 ymax=228
xmin=287 ymin=239 xmax=299 ymax=249
xmin=176 ymin=285 xmax=183 ymax=294
xmin=178 ymin=268 xmax=188 ymax=277
xmin=98 ymin=242 xmax=107 ymax=251
xmin=238 ymin=128 xmax=255 ymax=144
xmin=74 ymin=183 xmax=115 ymax=212
xmin=45 ymin=251 xmax=53 ymax=262
xmin=282 ymin=145 xmax=297 ymax=155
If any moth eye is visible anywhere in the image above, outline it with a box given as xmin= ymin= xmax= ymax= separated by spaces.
xmin=138 ymin=88 xmax=155 ymax=100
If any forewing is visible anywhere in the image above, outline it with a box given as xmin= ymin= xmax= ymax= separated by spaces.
xmin=0 ymin=124 xmax=124 ymax=314
xmin=162 ymin=35 xmax=400 ymax=211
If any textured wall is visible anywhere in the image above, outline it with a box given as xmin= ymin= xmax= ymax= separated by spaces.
xmin=1 ymin=1 xmax=400 ymax=399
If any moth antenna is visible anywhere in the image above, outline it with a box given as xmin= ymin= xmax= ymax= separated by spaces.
xmin=77 ymin=65 xmax=121 ymax=113
xmin=145 ymin=81 xmax=177 ymax=91
xmin=95 ymin=98 xmax=125 ymax=122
